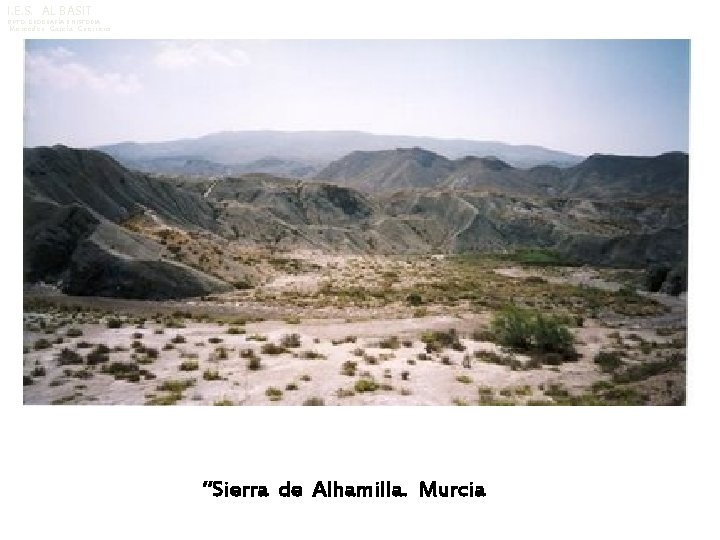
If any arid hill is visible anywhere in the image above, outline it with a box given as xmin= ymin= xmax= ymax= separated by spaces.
xmin=24 ymin=145 xmax=687 ymax=299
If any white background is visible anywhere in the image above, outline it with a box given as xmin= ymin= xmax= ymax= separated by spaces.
xmin=2 ymin=1 xmax=718 ymax=538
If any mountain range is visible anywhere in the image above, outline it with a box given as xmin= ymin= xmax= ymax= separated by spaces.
xmin=316 ymin=147 xmax=688 ymax=198
xmin=23 ymin=143 xmax=688 ymax=300
xmin=96 ymin=130 xmax=584 ymax=178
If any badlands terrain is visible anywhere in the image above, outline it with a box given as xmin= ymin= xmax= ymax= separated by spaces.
xmin=22 ymin=136 xmax=688 ymax=405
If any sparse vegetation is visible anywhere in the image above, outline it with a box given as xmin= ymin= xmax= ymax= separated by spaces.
xmin=33 ymin=338 xmax=52 ymax=350
xmin=280 ymin=333 xmax=302 ymax=348
xmin=377 ymin=335 xmax=401 ymax=349
xmin=106 ymin=318 xmax=123 ymax=329
xmin=57 ymin=348 xmax=84 ymax=366
xmin=421 ymin=328 xmax=464 ymax=352
xmin=246 ymin=355 xmax=262 ymax=371
xmin=594 ymin=351 xmax=624 ymax=373
xmin=227 ymin=327 xmax=245 ymax=335
xmin=354 ymin=378 xmax=379 ymax=393
xmin=261 ymin=342 xmax=287 ymax=355
xmin=179 ymin=360 xmax=199 ymax=371
xmin=203 ymin=369 xmax=221 ymax=381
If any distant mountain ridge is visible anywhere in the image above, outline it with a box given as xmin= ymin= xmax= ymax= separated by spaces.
xmin=316 ymin=147 xmax=688 ymax=199
xmin=95 ymin=130 xmax=584 ymax=176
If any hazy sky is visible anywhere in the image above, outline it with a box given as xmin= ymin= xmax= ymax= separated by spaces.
xmin=24 ymin=39 xmax=689 ymax=156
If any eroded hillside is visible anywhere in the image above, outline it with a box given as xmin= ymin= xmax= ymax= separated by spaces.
xmin=24 ymin=145 xmax=687 ymax=300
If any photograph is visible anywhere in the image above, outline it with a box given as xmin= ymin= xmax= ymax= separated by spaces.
xmin=22 ymin=39 xmax=689 ymax=406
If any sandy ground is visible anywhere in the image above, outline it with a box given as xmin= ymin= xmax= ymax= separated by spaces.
xmin=23 ymin=261 xmax=686 ymax=406
xmin=23 ymin=311 xmax=681 ymax=406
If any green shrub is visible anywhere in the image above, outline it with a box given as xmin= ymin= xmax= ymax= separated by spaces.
xmin=171 ymin=334 xmax=186 ymax=344
xmin=594 ymin=351 xmax=624 ymax=373
xmin=331 ymin=336 xmax=357 ymax=345
xmin=285 ymin=382 xmax=299 ymax=391
xmin=106 ymin=318 xmax=123 ymax=329
xmin=86 ymin=346 xmax=110 ymax=366
xmin=33 ymin=338 xmax=52 ymax=350
xmin=31 ymin=365 xmax=46 ymax=377
xmin=246 ymin=356 xmax=262 ymax=371
xmin=208 ymin=337 xmax=223 ymax=344
xmin=261 ymin=342 xmax=287 ymax=355
xmin=378 ymin=336 xmax=401 ymax=349
xmin=146 ymin=392 xmax=182 ymax=405
xmin=57 ymin=348 xmax=84 ymax=366
xmin=203 ymin=369 xmax=221 ymax=381
xmin=354 ymin=378 xmax=379 ymax=393
xmin=102 ymin=362 xmax=141 ymax=382
xmin=456 ymin=374 xmax=472 ymax=384
xmin=491 ymin=305 xmax=576 ymax=361
xmin=303 ymin=397 xmax=325 ymax=406
xmin=478 ymin=386 xmax=494 ymax=396
xmin=179 ymin=360 xmax=199 ymax=371
xmin=341 ymin=360 xmax=357 ymax=376
xmin=421 ymin=329 xmax=462 ymax=352
xmin=212 ymin=346 xmax=229 ymax=361
xmin=265 ymin=387 xmax=283 ymax=401
xmin=407 ymin=292 xmax=423 ymax=306
xmin=157 ymin=379 xmax=195 ymax=392
xmin=280 ymin=333 xmax=302 ymax=348
xmin=66 ymin=328 xmax=83 ymax=337
xmin=227 ymin=327 xmax=245 ymax=335
xmin=214 ymin=399 xmax=234 ymax=406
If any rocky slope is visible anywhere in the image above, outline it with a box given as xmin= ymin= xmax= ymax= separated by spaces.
xmin=24 ymin=146 xmax=688 ymax=299
xmin=24 ymin=146 xmax=232 ymax=299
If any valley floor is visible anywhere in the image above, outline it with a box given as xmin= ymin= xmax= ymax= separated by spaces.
xmin=23 ymin=254 xmax=686 ymax=406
